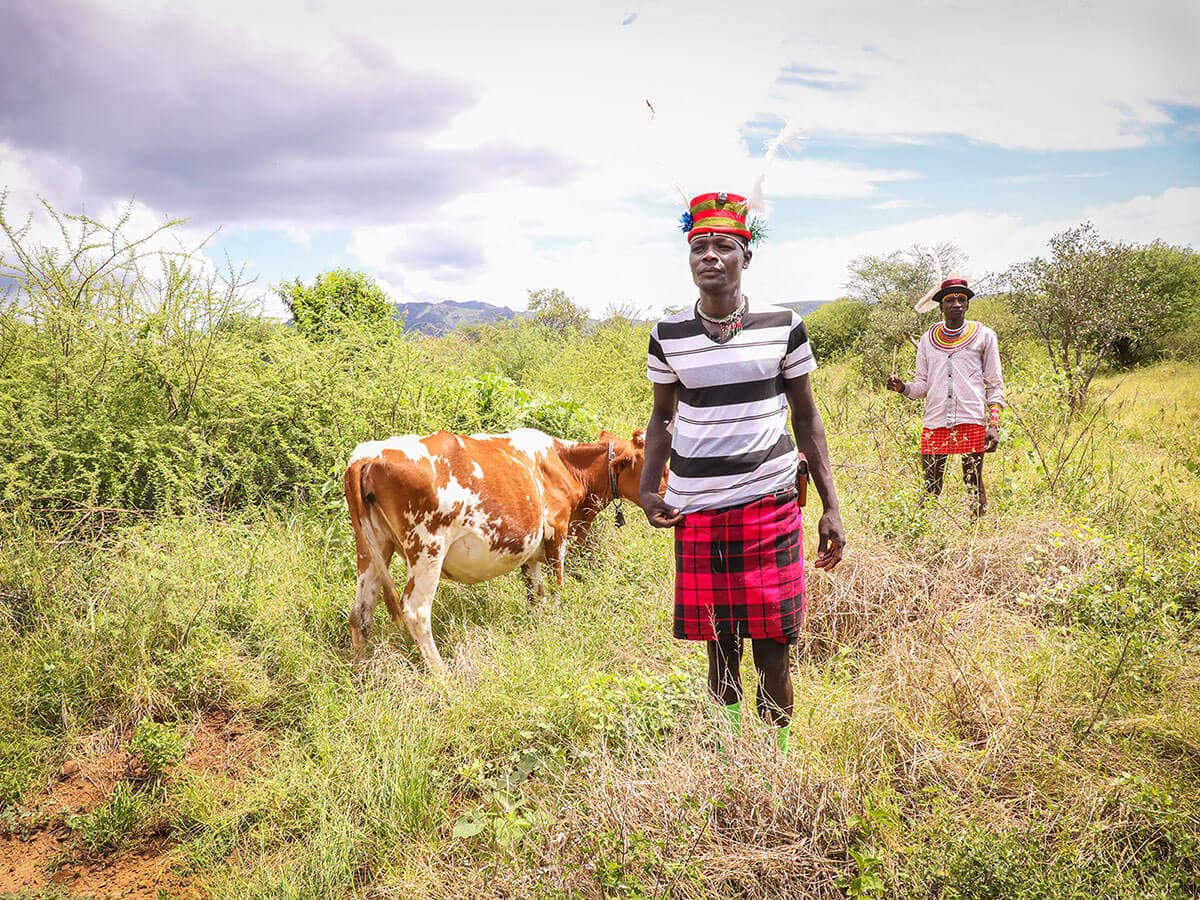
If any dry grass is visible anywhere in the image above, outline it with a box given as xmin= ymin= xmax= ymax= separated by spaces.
xmin=801 ymin=514 xmax=1111 ymax=660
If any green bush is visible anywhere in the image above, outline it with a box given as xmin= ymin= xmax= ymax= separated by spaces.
xmin=126 ymin=719 xmax=185 ymax=780
xmin=804 ymin=297 xmax=871 ymax=360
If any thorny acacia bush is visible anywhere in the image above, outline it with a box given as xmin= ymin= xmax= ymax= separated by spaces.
xmin=1 ymin=206 xmax=1198 ymax=897
xmin=0 ymin=208 xmax=628 ymax=515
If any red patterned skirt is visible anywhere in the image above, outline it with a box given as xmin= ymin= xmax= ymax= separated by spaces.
xmin=920 ymin=423 xmax=986 ymax=455
xmin=673 ymin=491 xmax=805 ymax=643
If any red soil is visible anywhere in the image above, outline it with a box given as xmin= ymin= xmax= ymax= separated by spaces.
xmin=0 ymin=712 xmax=269 ymax=898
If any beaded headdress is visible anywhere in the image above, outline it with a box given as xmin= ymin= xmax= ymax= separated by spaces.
xmin=679 ymin=192 xmax=767 ymax=246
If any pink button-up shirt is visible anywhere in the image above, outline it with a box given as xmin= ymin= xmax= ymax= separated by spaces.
xmin=902 ymin=322 xmax=1005 ymax=428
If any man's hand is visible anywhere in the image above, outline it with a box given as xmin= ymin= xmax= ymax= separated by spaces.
xmin=885 ymin=374 xmax=905 ymax=393
xmin=813 ymin=508 xmax=845 ymax=571
xmin=641 ymin=492 xmax=683 ymax=528
xmin=984 ymin=425 xmax=999 ymax=453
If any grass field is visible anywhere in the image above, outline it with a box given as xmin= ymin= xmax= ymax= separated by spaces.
xmin=1 ymin=356 xmax=1198 ymax=899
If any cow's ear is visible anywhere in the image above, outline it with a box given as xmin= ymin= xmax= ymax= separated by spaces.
xmin=631 ymin=429 xmax=645 ymax=448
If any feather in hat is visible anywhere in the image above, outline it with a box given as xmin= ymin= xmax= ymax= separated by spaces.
xmin=914 ymin=252 xmax=946 ymax=313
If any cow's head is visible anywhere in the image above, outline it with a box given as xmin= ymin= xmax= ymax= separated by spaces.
xmin=599 ymin=429 xmax=664 ymax=507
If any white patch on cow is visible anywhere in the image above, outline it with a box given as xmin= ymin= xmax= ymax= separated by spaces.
xmin=506 ymin=428 xmax=556 ymax=458
xmin=472 ymin=462 xmax=484 ymax=479
xmin=437 ymin=475 xmax=480 ymax=516
xmin=349 ymin=434 xmax=433 ymax=465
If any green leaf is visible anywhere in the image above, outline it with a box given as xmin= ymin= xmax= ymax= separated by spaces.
xmin=452 ymin=813 xmax=488 ymax=839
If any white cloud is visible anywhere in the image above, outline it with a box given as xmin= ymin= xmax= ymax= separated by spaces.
xmin=750 ymin=186 xmax=1200 ymax=306
xmin=347 ymin=184 xmax=1199 ymax=317
xmin=772 ymin=0 xmax=1200 ymax=151
xmin=1084 ymin=186 xmax=1200 ymax=248
xmin=2 ymin=0 xmax=1194 ymax=321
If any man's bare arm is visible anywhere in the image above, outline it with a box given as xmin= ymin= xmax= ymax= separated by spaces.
xmin=785 ymin=374 xmax=845 ymax=569
xmin=640 ymin=381 xmax=683 ymax=528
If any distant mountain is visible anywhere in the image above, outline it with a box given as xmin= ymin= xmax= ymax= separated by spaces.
xmin=392 ymin=297 xmax=830 ymax=335
xmin=394 ymin=300 xmax=523 ymax=335
xmin=778 ymin=300 xmax=828 ymax=317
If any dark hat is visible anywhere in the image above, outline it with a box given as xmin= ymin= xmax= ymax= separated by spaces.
xmin=915 ymin=275 xmax=975 ymax=313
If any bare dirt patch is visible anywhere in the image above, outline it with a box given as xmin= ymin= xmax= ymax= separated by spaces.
xmin=0 ymin=712 xmax=269 ymax=898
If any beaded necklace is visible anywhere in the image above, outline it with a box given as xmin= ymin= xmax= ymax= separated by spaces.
xmin=930 ymin=320 xmax=979 ymax=351
xmin=696 ymin=295 xmax=747 ymax=342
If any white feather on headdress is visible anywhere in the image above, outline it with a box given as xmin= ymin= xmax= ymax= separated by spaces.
xmin=748 ymin=121 xmax=805 ymax=217
xmin=915 ymin=251 xmax=946 ymax=313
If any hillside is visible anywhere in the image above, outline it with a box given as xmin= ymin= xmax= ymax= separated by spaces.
xmin=394 ymin=299 xmax=522 ymax=334
xmin=392 ymin=298 xmax=829 ymax=336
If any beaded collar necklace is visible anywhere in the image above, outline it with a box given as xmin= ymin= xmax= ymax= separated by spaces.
xmin=696 ymin=295 xmax=747 ymax=342
xmin=931 ymin=320 xmax=979 ymax=351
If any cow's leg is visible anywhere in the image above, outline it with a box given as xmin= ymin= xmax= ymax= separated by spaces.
xmin=544 ymin=529 xmax=569 ymax=587
xmin=521 ymin=561 xmax=545 ymax=604
xmin=349 ymin=524 xmax=395 ymax=660
xmin=398 ymin=548 xmax=448 ymax=671
xmin=350 ymin=561 xmax=382 ymax=659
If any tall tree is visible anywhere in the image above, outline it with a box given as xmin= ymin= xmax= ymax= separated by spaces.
xmin=842 ymin=243 xmax=969 ymax=383
xmin=1002 ymin=223 xmax=1151 ymax=412
xmin=277 ymin=269 xmax=394 ymax=339
xmin=527 ymin=287 xmax=587 ymax=333
xmin=844 ymin=243 xmax=969 ymax=307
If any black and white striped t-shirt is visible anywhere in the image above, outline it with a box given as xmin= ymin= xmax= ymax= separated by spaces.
xmin=647 ymin=302 xmax=818 ymax=513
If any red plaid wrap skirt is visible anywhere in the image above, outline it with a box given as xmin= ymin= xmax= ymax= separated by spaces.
xmin=673 ymin=491 xmax=805 ymax=643
xmin=920 ymin=423 xmax=986 ymax=455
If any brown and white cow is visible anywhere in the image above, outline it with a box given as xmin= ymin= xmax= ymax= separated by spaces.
xmin=343 ymin=428 xmax=655 ymax=669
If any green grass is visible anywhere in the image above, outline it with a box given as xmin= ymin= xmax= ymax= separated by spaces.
xmin=2 ymin=360 xmax=1198 ymax=898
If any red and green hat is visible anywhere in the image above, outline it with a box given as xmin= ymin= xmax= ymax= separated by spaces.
xmin=679 ymin=192 xmax=766 ymax=245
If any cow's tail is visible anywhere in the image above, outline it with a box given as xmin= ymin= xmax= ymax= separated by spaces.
xmin=345 ymin=458 xmax=405 ymax=625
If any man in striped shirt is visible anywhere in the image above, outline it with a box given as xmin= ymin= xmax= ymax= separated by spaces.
xmin=639 ymin=191 xmax=845 ymax=757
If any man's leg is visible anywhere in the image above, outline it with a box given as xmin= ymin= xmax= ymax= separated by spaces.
xmin=922 ymin=453 xmax=947 ymax=497
xmin=962 ymin=452 xmax=987 ymax=516
xmin=751 ymin=638 xmax=794 ymax=756
xmin=707 ymin=633 xmax=744 ymax=735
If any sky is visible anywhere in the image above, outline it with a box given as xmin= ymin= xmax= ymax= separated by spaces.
xmin=1 ymin=0 xmax=1197 ymax=320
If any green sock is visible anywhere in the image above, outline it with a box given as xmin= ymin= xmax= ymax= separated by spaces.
xmin=775 ymin=723 xmax=791 ymax=758
xmin=722 ymin=701 xmax=742 ymax=736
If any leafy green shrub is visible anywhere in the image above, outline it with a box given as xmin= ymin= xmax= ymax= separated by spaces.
xmin=465 ymin=372 xmax=597 ymax=439
xmin=126 ymin=719 xmax=185 ymax=780
xmin=906 ymin=817 xmax=1199 ymax=900
xmin=1162 ymin=307 xmax=1200 ymax=361
xmin=578 ymin=668 xmax=696 ymax=750
xmin=276 ymin=268 xmax=396 ymax=340
xmin=804 ymin=297 xmax=871 ymax=360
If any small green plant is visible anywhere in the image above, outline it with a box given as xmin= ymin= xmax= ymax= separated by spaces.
xmin=66 ymin=782 xmax=148 ymax=855
xmin=580 ymin=668 xmax=696 ymax=750
xmin=126 ymin=719 xmax=185 ymax=781
xmin=838 ymin=794 xmax=897 ymax=898
xmin=451 ymin=749 xmax=547 ymax=854
xmin=837 ymin=846 xmax=887 ymax=898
